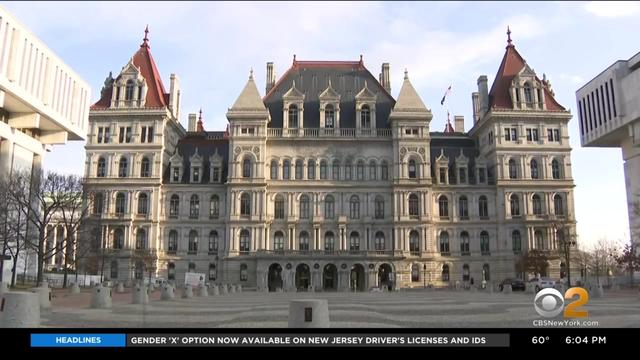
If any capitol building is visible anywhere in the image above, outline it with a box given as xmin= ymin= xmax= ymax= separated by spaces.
xmin=83 ymin=29 xmax=576 ymax=291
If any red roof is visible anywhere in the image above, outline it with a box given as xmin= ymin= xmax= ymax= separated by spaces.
xmin=488 ymin=43 xmax=564 ymax=111
xmin=91 ymin=32 xmax=169 ymax=109
xmin=444 ymin=121 xmax=455 ymax=133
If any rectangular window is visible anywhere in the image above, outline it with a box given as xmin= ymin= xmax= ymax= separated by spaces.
xmin=104 ymin=127 xmax=110 ymax=143
xmin=141 ymin=126 xmax=147 ymax=143
xmin=147 ymin=126 xmax=154 ymax=142
xmin=119 ymin=127 xmax=125 ymax=143
xmin=241 ymin=127 xmax=255 ymax=135
xmin=511 ymin=128 xmax=517 ymax=141
xmin=439 ymin=168 xmax=447 ymax=184
xmin=212 ymin=167 xmax=220 ymax=183
xmin=504 ymin=128 xmax=510 ymax=141
xmin=97 ymin=127 xmax=103 ymax=143
xmin=532 ymin=129 xmax=538 ymax=141
xmin=126 ymin=127 xmax=132 ymax=143
xmin=458 ymin=168 xmax=466 ymax=184
xmin=547 ymin=129 xmax=553 ymax=141
xmin=553 ymin=129 xmax=560 ymax=142
xmin=172 ymin=167 xmax=180 ymax=182
xmin=526 ymin=128 xmax=532 ymax=141
xmin=478 ymin=168 xmax=485 ymax=184
xmin=192 ymin=167 xmax=200 ymax=183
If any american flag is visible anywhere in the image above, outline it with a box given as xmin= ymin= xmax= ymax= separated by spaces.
xmin=440 ymin=85 xmax=452 ymax=105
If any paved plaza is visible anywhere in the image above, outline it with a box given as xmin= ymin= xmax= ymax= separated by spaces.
xmin=33 ymin=287 xmax=640 ymax=328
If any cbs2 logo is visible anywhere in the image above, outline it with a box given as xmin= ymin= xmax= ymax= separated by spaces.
xmin=534 ymin=287 xmax=589 ymax=318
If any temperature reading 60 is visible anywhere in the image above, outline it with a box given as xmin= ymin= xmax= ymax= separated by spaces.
xmin=532 ymin=336 xmax=550 ymax=344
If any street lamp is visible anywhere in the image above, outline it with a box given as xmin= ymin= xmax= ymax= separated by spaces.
xmin=423 ymin=264 xmax=427 ymax=289
xmin=553 ymin=223 xmax=576 ymax=288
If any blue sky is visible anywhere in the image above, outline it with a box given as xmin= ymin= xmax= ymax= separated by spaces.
xmin=3 ymin=1 xmax=639 ymax=249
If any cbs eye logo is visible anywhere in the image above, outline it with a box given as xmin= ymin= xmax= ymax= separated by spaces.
xmin=533 ymin=287 xmax=589 ymax=318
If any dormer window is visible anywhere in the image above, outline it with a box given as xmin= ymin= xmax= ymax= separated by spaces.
xmin=288 ymin=104 xmax=298 ymax=128
xmin=325 ymin=105 xmax=335 ymax=128
xmin=523 ymin=83 xmax=533 ymax=106
xmin=361 ymin=105 xmax=371 ymax=128
xmin=125 ymin=79 xmax=135 ymax=101
xmin=192 ymin=167 xmax=200 ymax=183
xmin=172 ymin=167 xmax=180 ymax=182
xmin=212 ymin=166 xmax=221 ymax=183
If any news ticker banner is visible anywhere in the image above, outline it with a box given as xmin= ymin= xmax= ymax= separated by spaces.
xmin=31 ymin=333 xmax=509 ymax=347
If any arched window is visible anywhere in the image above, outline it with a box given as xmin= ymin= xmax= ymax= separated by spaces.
xmin=510 ymin=194 xmax=520 ymax=216
xmin=137 ymin=193 xmax=148 ymax=215
xmin=118 ymin=157 xmax=128 ymax=177
xmin=240 ymin=193 xmax=251 ymax=216
xmin=135 ymin=229 xmax=146 ymax=250
xmin=438 ymin=195 xmax=449 ymax=218
xmin=483 ymin=264 xmax=490 ymax=281
xmin=140 ymin=157 xmax=151 ymax=177
xmin=479 ymin=196 xmax=489 ymax=218
xmin=324 ymin=195 xmax=335 ymax=219
xmin=512 ymin=230 xmax=522 ymax=253
xmin=530 ymin=159 xmax=539 ymax=179
xmin=509 ymin=159 xmax=517 ymax=179
xmin=113 ymin=228 xmax=124 ymax=249
xmin=295 ymin=159 xmax=303 ymax=180
xmin=274 ymin=194 xmax=285 ymax=219
xmin=459 ymin=196 xmax=468 ymax=219
xmin=349 ymin=231 xmax=360 ymax=251
xmin=460 ymin=231 xmax=470 ymax=254
xmin=332 ymin=160 xmax=340 ymax=180
xmin=412 ymin=264 xmax=420 ymax=282
xmin=97 ymin=157 xmax=106 ymax=177
xmin=208 ymin=231 xmax=218 ymax=253
xmin=442 ymin=264 xmax=450 ymax=282
xmin=167 ymin=263 xmax=175 ymax=280
xmin=270 ymin=160 xmax=278 ymax=180
xmin=523 ymin=83 xmax=533 ymax=105
xmin=299 ymin=194 xmax=310 ymax=219
xmin=356 ymin=160 xmax=364 ymax=180
xmin=535 ymin=230 xmax=544 ymax=250
xmin=242 ymin=157 xmax=251 ymax=178
xmin=532 ymin=194 xmax=542 ymax=215
xmin=554 ymin=194 xmax=564 ymax=216
xmin=125 ymin=79 xmax=135 ymax=101
xmin=409 ymin=194 xmax=419 ymax=217
xmin=110 ymin=260 xmax=118 ymax=279
xmin=93 ymin=193 xmax=104 ymax=214
xmin=210 ymin=195 xmax=219 ymax=218
xmin=209 ymin=264 xmax=217 ymax=281
xmin=375 ymin=195 xmax=384 ymax=219
xmin=274 ymin=231 xmax=285 ymax=250
xmin=190 ymin=194 xmax=200 ymax=218
xmin=283 ymin=160 xmax=291 ymax=180
xmin=320 ymin=160 xmax=327 ymax=179
xmin=115 ymin=193 xmax=126 ymax=215
xmin=552 ymin=159 xmax=561 ymax=179
xmin=381 ymin=161 xmax=389 ymax=180
xmin=439 ymin=232 xmax=450 ymax=254
xmin=325 ymin=104 xmax=335 ymax=128
xmin=345 ymin=160 xmax=352 ymax=180
xmin=299 ymin=231 xmax=309 ymax=251
xmin=240 ymin=229 xmax=250 ymax=252
xmin=288 ymin=104 xmax=298 ymax=128
xmin=169 ymin=194 xmax=179 ymax=217
xmin=480 ymin=231 xmax=490 ymax=254
xmin=409 ymin=231 xmax=420 ymax=253
xmin=408 ymin=159 xmax=417 ymax=178
xmin=463 ymin=264 xmax=470 ymax=282
xmin=360 ymin=104 xmax=371 ymax=128
xmin=168 ymin=230 xmax=178 ymax=252
xmin=349 ymin=195 xmax=360 ymax=219
xmin=324 ymin=231 xmax=335 ymax=251
xmin=240 ymin=264 xmax=248 ymax=281
xmin=375 ymin=231 xmax=385 ymax=250
xmin=369 ymin=160 xmax=377 ymax=180
xmin=188 ymin=230 xmax=198 ymax=254
xmin=308 ymin=159 xmax=316 ymax=180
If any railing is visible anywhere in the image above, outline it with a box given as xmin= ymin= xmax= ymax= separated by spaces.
xmin=266 ymin=128 xmax=392 ymax=139
xmin=249 ymin=250 xmax=398 ymax=256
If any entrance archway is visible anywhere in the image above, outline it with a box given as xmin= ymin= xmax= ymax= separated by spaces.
xmin=268 ymin=263 xmax=283 ymax=292
xmin=350 ymin=264 xmax=366 ymax=291
xmin=378 ymin=263 xmax=393 ymax=290
xmin=323 ymin=264 xmax=337 ymax=291
xmin=295 ymin=264 xmax=310 ymax=291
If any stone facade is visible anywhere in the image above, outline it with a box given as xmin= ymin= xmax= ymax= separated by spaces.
xmin=84 ymin=31 xmax=577 ymax=291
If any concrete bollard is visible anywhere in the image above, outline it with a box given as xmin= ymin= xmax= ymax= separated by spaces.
xmin=288 ymin=299 xmax=330 ymax=328
xmin=182 ymin=285 xmax=193 ymax=299
xmin=221 ymin=284 xmax=228 ymax=295
xmin=525 ymin=283 xmax=535 ymax=294
xmin=132 ymin=284 xmax=149 ymax=304
xmin=161 ymin=284 xmax=175 ymax=301
xmin=0 ymin=292 xmax=40 ymax=327
xmin=148 ymin=283 xmax=156 ymax=292
xmin=230 ymin=284 xmax=236 ymax=294
xmin=124 ymin=280 xmax=133 ymax=288
xmin=502 ymin=284 xmax=512 ymax=294
xmin=116 ymin=282 xmax=125 ymax=293
xmin=69 ymin=283 xmax=81 ymax=295
xmin=237 ymin=284 xmax=242 ymax=293
xmin=198 ymin=285 xmax=209 ymax=297
xmin=90 ymin=285 xmax=112 ymax=309
xmin=211 ymin=285 xmax=220 ymax=296
xmin=31 ymin=287 xmax=51 ymax=310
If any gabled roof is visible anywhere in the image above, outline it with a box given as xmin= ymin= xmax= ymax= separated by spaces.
xmin=318 ymin=79 xmax=340 ymax=100
xmin=355 ymin=81 xmax=377 ymax=100
xmin=282 ymin=80 xmax=305 ymax=99
xmin=229 ymin=70 xmax=268 ymax=111
xmin=91 ymin=27 xmax=169 ymax=109
xmin=393 ymin=70 xmax=429 ymax=112
xmin=488 ymin=30 xmax=565 ymax=111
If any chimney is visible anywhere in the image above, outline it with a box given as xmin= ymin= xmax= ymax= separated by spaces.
xmin=381 ymin=63 xmax=391 ymax=92
xmin=454 ymin=115 xmax=465 ymax=133
xmin=188 ymin=113 xmax=197 ymax=132
xmin=266 ymin=62 xmax=276 ymax=94
xmin=472 ymin=92 xmax=480 ymax=124
xmin=477 ymin=75 xmax=489 ymax=119
xmin=169 ymin=74 xmax=181 ymax=121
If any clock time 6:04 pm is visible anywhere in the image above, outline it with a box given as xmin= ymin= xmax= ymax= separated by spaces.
xmin=565 ymin=336 xmax=606 ymax=345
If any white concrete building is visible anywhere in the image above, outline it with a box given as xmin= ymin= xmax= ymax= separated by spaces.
xmin=85 ymin=30 xmax=577 ymax=290
xmin=576 ymin=50 xmax=640 ymax=251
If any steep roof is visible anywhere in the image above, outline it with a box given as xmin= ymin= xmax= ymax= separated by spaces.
xmin=230 ymin=70 xmax=268 ymax=111
xmin=393 ymin=70 xmax=429 ymax=112
xmin=488 ymin=31 xmax=565 ymax=111
xmin=163 ymin=131 xmax=229 ymax=184
xmin=91 ymin=28 xmax=169 ymax=109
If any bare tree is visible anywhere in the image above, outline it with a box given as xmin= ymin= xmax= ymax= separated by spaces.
xmin=589 ymin=238 xmax=618 ymax=287
xmin=516 ymin=249 xmax=549 ymax=279
xmin=550 ymin=216 xmax=578 ymax=287
xmin=132 ymin=248 xmax=158 ymax=286
xmin=615 ymin=239 xmax=640 ymax=286
xmin=0 ymin=172 xmax=30 ymax=286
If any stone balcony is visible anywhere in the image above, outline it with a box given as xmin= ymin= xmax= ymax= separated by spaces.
xmin=266 ymin=128 xmax=392 ymax=139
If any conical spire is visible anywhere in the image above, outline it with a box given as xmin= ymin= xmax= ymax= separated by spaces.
xmin=197 ymin=108 xmax=204 ymax=132
xmin=393 ymin=69 xmax=428 ymax=112
xmin=229 ymin=69 xmax=267 ymax=111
